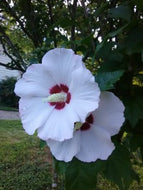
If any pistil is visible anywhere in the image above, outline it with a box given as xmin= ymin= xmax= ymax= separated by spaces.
xmin=43 ymin=92 xmax=67 ymax=103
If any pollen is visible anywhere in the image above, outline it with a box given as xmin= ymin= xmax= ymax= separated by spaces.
xmin=47 ymin=92 xmax=67 ymax=102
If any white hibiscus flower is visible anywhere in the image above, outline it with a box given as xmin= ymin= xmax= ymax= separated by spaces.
xmin=14 ymin=48 xmax=100 ymax=141
xmin=47 ymin=92 xmax=125 ymax=162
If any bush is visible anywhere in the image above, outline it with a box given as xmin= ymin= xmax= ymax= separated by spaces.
xmin=0 ymin=77 xmax=19 ymax=108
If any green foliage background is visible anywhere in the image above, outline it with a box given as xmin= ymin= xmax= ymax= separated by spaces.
xmin=0 ymin=77 xmax=19 ymax=107
xmin=0 ymin=0 xmax=143 ymax=189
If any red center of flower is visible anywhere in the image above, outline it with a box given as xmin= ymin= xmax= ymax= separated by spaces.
xmin=80 ymin=114 xmax=94 ymax=131
xmin=49 ymin=84 xmax=71 ymax=110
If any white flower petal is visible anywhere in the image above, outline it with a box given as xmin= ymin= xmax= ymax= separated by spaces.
xmin=47 ymin=131 xmax=80 ymax=162
xmin=69 ymin=68 xmax=100 ymax=122
xmin=76 ymin=127 xmax=115 ymax=162
xmin=93 ymin=92 xmax=125 ymax=136
xmin=37 ymin=104 xmax=80 ymax=141
xmin=19 ymin=97 xmax=53 ymax=135
xmin=15 ymin=48 xmax=102 ymax=142
xmin=42 ymin=48 xmax=84 ymax=85
xmin=15 ymin=64 xmax=55 ymax=97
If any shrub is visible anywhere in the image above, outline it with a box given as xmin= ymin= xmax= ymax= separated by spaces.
xmin=0 ymin=77 xmax=19 ymax=108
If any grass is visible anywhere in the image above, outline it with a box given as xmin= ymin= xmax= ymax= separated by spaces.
xmin=0 ymin=120 xmax=143 ymax=190
xmin=0 ymin=120 xmax=52 ymax=190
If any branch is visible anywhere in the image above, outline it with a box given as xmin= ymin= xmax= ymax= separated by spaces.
xmin=0 ymin=27 xmax=27 ymax=70
xmin=0 ymin=61 xmax=24 ymax=72
xmin=69 ymin=0 xmax=78 ymax=50
xmin=0 ymin=61 xmax=14 ymax=69
xmin=1 ymin=40 xmax=17 ymax=63
xmin=47 ymin=0 xmax=57 ymax=47
xmin=2 ymin=0 xmax=39 ymax=47
xmin=81 ymin=0 xmax=95 ymax=52
xmin=109 ymin=0 xmax=118 ymax=34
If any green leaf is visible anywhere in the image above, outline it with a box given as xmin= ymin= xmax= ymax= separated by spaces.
xmin=95 ymin=70 xmax=124 ymax=91
xmin=124 ymin=96 xmax=143 ymax=127
xmin=96 ymin=45 xmax=124 ymax=72
xmin=65 ymin=158 xmax=105 ymax=190
xmin=103 ymin=144 xmax=139 ymax=190
xmin=29 ymin=58 xmax=39 ymax=65
xmin=108 ymin=5 xmax=131 ymax=22
xmin=108 ymin=24 xmax=128 ymax=38
xmin=130 ymin=134 xmax=143 ymax=152
xmin=39 ymin=140 xmax=46 ymax=148
xmin=127 ymin=120 xmax=143 ymax=161
xmin=57 ymin=17 xmax=73 ymax=28
xmin=125 ymin=26 xmax=143 ymax=55
xmin=141 ymin=50 xmax=143 ymax=62
xmin=94 ymin=2 xmax=108 ymax=17
xmin=132 ymin=0 xmax=143 ymax=10
xmin=54 ymin=159 xmax=69 ymax=175
xmin=95 ymin=25 xmax=128 ymax=54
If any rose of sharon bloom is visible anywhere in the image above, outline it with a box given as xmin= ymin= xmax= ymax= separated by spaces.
xmin=47 ymin=92 xmax=125 ymax=162
xmin=14 ymin=48 xmax=100 ymax=141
